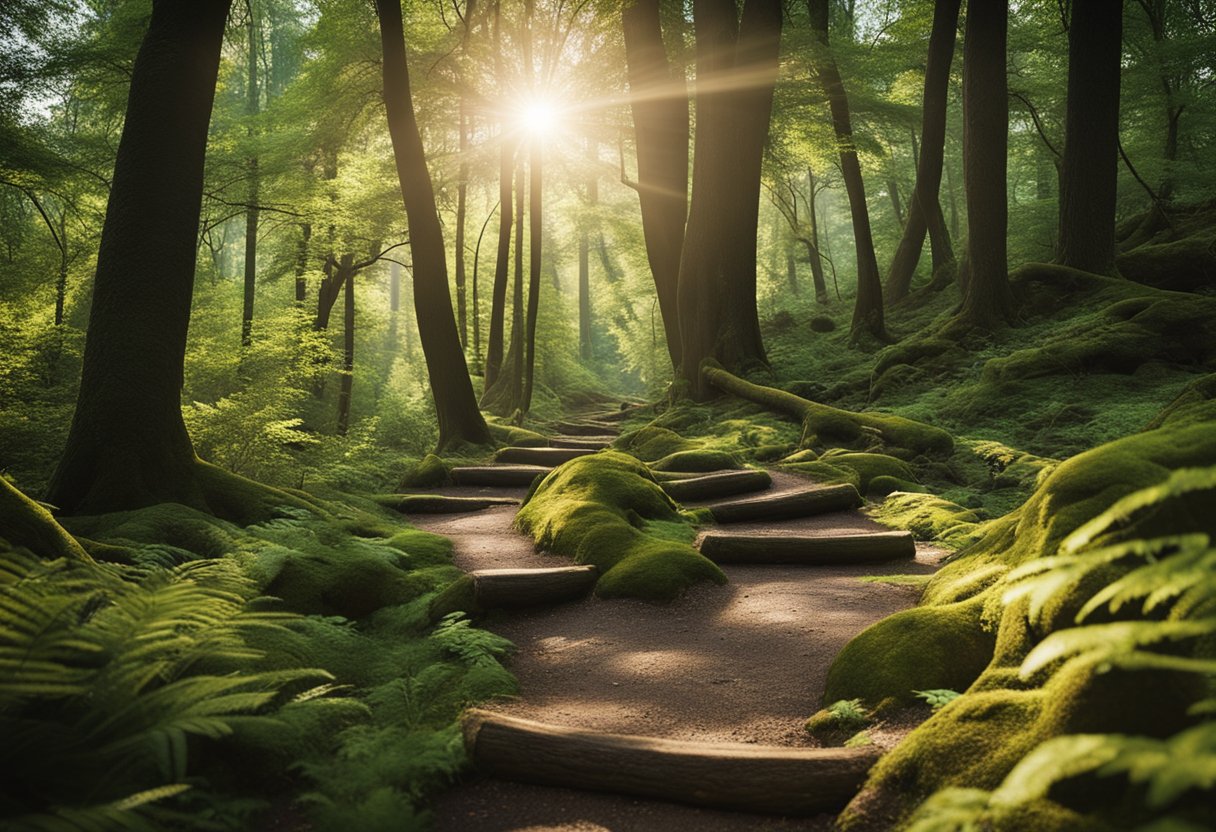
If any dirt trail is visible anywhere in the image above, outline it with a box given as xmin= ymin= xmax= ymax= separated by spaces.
xmin=414 ymin=472 xmax=942 ymax=831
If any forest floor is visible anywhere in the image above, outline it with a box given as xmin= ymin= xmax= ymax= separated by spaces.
xmin=414 ymin=472 xmax=946 ymax=831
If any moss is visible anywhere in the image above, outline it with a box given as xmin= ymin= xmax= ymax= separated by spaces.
xmin=196 ymin=460 xmax=326 ymax=525
xmin=427 ymin=574 xmax=479 ymax=620
xmin=650 ymin=449 xmax=738 ymax=473
xmin=823 ymin=596 xmax=995 ymax=708
xmin=869 ymin=476 xmax=927 ymax=496
xmin=751 ymin=443 xmax=796 ymax=462
xmin=1116 ymin=231 xmax=1216 ymax=293
xmin=61 ymin=502 xmax=236 ymax=560
xmin=515 ymin=452 xmax=726 ymax=601
xmin=612 ymin=426 xmax=699 ymax=461
xmin=1 ymin=476 xmax=91 ymax=562
xmin=779 ymin=449 xmax=820 ymax=463
xmin=820 ymin=451 xmax=920 ymax=494
xmin=485 ymin=420 xmax=548 ymax=447
xmin=869 ymin=492 xmax=983 ymax=550
xmin=385 ymin=528 xmax=454 ymax=569
xmin=780 ymin=460 xmax=861 ymax=489
xmin=400 ymin=454 xmax=450 ymax=489
xmin=1145 ymin=372 xmax=1216 ymax=430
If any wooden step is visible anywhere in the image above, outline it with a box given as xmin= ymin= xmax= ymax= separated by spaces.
xmin=708 ymin=484 xmax=862 ymax=524
xmin=553 ymin=420 xmax=621 ymax=436
xmin=463 ymin=710 xmax=878 ymax=815
xmin=495 ymin=446 xmax=597 ymax=466
xmin=661 ymin=470 xmax=772 ymax=502
xmin=430 ymin=566 xmax=599 ymax=619
xmin=449 ymin=465 xmax=551 ymax=487
xmin=374 ymin=494 xmax=519 ymax=514
xmin=549 ymin=435 xmax=616 ymax=449
xmin=651 ymin=469 xmax=711 ymax=482
xmin=699 ymin=530 xmax=916 ymax=565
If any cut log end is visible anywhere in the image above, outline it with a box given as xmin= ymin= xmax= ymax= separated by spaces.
xmin=699 ymin=530 xmax=916 ymax=565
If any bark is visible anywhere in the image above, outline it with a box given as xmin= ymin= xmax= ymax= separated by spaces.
xmin=241 ymin=0 xmax=259 ymax=347
xmin=676 ymin=0 xmax=782 ymax=397
xmin=807 ymin=0 xmax=886 ymax=341
xmin=953 ymin=0 xmax=1012 ymax=330
xmin=47 ymin=0 xmax=233 ymax=514
xmin=482 ymin=159 xmax=527 ymax=415
xmin=884 ymin=0 xmax=960 ymax=302
xmin=1056 ymin=0 xmax=1123 ymax=275
xmin=375 ymin=0 xmax=490 ymax=450
xmin=623 ymin=0 xmax=687 ymax=369
xmin=661 ymin=469 xmax=772 ymax=501
xmin=887 ymin=176 xmax=904 ymax=227
xmin=700 ymin=530 xmax=915 ymax=564
xmin=315 ymin=253 xmax=352 ymax=331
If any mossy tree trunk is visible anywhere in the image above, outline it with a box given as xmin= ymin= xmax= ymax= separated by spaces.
xmin=623 ymin=0 xmax=687 ymax=370
xmin=807 ymin=0 xmax=887 ymax=342
xmin=1056 ymin=0 xmax=1123 ymax=276
xmin=952 ymin=0 xmax=1012 ymax=331
xmin=884 ymin=0 xmax=960 ymax=303
xmin=676 ymin=0 xmax=782 ymax=398
xmin=46 ymin=0 xmax=233 ymax=515
xmin=3 ymin=477 xmax=92 ymax=562
xmin=375 ymin=0 xmax=491 ymax=450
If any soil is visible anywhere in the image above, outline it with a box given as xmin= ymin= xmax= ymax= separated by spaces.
xmin=413 ymin=471 xmax=943 ymax=832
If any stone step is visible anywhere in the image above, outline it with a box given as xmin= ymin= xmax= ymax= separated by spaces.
xmin=430 ymin=566 xmax=599 ymax=618
xmin=707 ymin=484 xmax=862 ymax=524
xmin=553 ymin=419 xmax=621 ymax=436
xmin=449 ymin=465 xmax=551 ymax=487
xmin=462 ymin=709 xmax=878 ymax=815
xmin=548 ymin=435 xmax=616 ymax=449
xmin=699 ymin=530 xmax=916 ymax=565
xmin=374 ymin=494 xmax=520 ymax=514
xmin=496 ymin=446 xmax=597 ymax=466
xmin=661 ymin=470 xmax=772 ymax=502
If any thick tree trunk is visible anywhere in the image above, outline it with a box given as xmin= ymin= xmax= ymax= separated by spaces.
xmin=807 ymin=0 xmax=886 ymax=342
xmin=315 ymin=253 xmax=352 ymax=331
xmin=455 ymin=106 xmax=469 ymax=347
xmin=337 ymin=264 xmax=354 ymax=434
xmin=521 ymin=144 xmax=542 ymax=415
xmin=46 ymin=0 xmax=233 ymax=514
xmin=676 ymin=0 xmax=781 ymax=397
xmin=375 ymin=0 xmax=490 ymax=450
xmin=1056 ymin=0 xmax=1123 ymax=275
xmin=953 ymin=0 xmax=1012 ymax=330
xmin=623 ymin=0 xmax=687 ymax=370
xmin=241 ymin=0 xmax=259 ymax=347
xmin=884 ymin=0 xmax=960 ymax=302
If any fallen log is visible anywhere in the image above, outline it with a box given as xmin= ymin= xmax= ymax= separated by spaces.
xmin=430 ymin=566 xmax=599 ymax=619
xmin=549 ymin=435 xmax=617 ymax=449
xmin=699 ymin=530 xmax=916 ymax=565
xmin=708 ymin=484 xmax=861 ymax=524
xmin=661 ymin=470 xmax=772 ymax=502
xmin=373 ymin=494 xmax=519 ymax=514
xmin=495 ymin=446 xmax=596 ymax=466
xmin=462 ymin=710 xmax=879 ymax=815
xmin=553 ymin=420 xmax=621 ymax=436
xmin=449 ymin=465 xmax=551 ymax=487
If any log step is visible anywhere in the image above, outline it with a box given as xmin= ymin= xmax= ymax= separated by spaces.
xmin=430 ymin=566 xmax=599 ymax=618
xmin=553 ymin=420 xmax=621 ymax=436
xmin=549 ymin=435 xmax=617 ymax=449
xmin=661 ymin=470 xmax=772 ymax=502
xmin=450 ymin=465 xmax=551 ymax=487
xmin=374 ymin=494 xmax=520 ymax=514
xmin=708 ymin=484 xmax=862 ymax=524
xmin=495 ymin=446 xmax=597 ymax=466
xmin=463 ymin=710 xmax=879 ymax=815
xmin=699 ymin=530 xmax=916 ymax=565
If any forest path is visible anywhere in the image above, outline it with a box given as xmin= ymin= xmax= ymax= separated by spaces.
xmin=413 ymin=450 xmax=943 ymax=831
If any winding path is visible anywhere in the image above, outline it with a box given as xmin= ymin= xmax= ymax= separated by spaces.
xmin=410 ymin=430 xmax=944 ymax=831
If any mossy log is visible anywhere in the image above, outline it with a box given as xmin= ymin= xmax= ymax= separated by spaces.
xmin=699 ymin=530 xmax=915 ymax=564
xmin=0 ymin=477 xmax=92 ymax=562
xmin=553 ymin=420 xmax=621 ymax=436
xmin=462 ymin=709 xmax=878 ymax=815
xmin=701 ymin=362 xmax=953 ymax=457
xmin=708 ymin=484 xmax=862 ymax=524
xmin=548 ymin=435 xmax=617 ymax=449
xmin=430 ymin=566 xmax=599 ymax=618
xmin=661 ymin=470 xmax=772 ymax=502
xmin=373 ymin=494 xmax=519 ymax=514
xmin=450 ymin=465 xmax=551 ymax=487
xmin=651 ymin=470 xmax=712 ymax=482
xmin=495 ymin=446 xmax=597 ymax=466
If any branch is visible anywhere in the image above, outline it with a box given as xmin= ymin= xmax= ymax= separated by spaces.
xmin=1010 ymin=91 xmax=1062 ymax=159
xmin=352 ymin=240 xmax=411 ymax=272
xmin=618 ymin=134 xmax=640 ymax=193
xmin=0 ymin=179 xmax=65 ymax=253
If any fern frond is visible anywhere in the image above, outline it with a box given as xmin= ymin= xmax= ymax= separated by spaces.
xmin=1019 ymin=620 xmax=1214 ymax=678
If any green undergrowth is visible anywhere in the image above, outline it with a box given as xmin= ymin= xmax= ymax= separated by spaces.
xmin=2 ymin=488 xmax=514 ymax=830
xmin=829 ymin=415 xmax=1216 ymax=830
xmin=514 ymin=452 xmax=726 ymax=601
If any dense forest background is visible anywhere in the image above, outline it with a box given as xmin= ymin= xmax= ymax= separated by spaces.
xmin=2 ymin=0 xmax=1216 ymax=830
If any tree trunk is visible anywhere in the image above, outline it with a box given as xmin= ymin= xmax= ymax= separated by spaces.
xmin=887 ymin=176 xmax=904 ymax=227
xmin=521 ymin=143 xmax=542 ymax=416
xmin=54 ymin=212 xmax=67 ymax=327
xmin=315 ymin=253 xmax=352 ymax=331
xmin=676 ymin=0 xmax=781 ymax=397
xmin=337 ymin=263 xmax=354 ymax=434
xmin=1056 ymin=0 xmax=1122 ymax=275
xmin=294 ymin=223 xmax=310 ymax=304
xmin=884 ymin=0 xmax=960 ymax=302
xmin=953 ymin=0 xmax=1012 ymax=330
xmin=387 ymin=259 xmax=400 ymax=350
xmin=241 ymin=0 xmax=259 ymax=348
xmin=807 ymin=0 xmax=886 ymax=342
xmin=455 ymin=105 xmax=469 ymax=347
xmin=471 ymin=202 xmax=496 ymax=373
xmin=578 ymin=210 xmax=592 ymax=360
xmin=806 ymin=168 xmax=829 ymax=303
xmin=485 ymin=136 xmax=514 ymax=392
xmin=623 ymin=0 xmax=688 ymax=370
xmin=786 ymin=249 xmax=799 ymax=293
xmin=375 ymin=0 xmax=491 ymax=450
xmin=46 ymin=0 xmax=233 ymax=515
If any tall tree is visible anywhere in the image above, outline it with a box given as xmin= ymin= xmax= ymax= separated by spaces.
xmin=375 ymin=0 xmax=491 ymax=450
xmin=807 ymin=0 xmax=886 ymax=341
xmin=953 ymin=0 xmax=1012 ymax=329
xmin=46 ymin=0 xmax=235 ymax=514
xmin=483 ymin=1 xmax=513 ymax=392
xmin=1056 ymin=0 xmax=1123 ymax=275
xmin=676 ymin=0 xmax=782 ymax=397
xmin=623 ymin=0 xmax=687 ymax=370
xmin=240 ymin=0 xmax=260 ymax=347
xmin=521 ymin=139 xmax=542 ymax=414
xmin=884 ymin=0 xmax=960 ymax=302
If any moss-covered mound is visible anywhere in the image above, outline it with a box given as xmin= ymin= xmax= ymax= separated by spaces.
xmin=399 ymin=453 xmax=450 ymax=488
xmin=869 ymin=491 xmax=983 ymax=550
xmin=515 ymin=451 xmax=726 ymax=601
xmin=650 ymin=448 xmax=739 ymax=472
xmin=612 ymin=425 xmax=700 ymax=461
xmin=783 ymin=451 xmax=922 ymax=496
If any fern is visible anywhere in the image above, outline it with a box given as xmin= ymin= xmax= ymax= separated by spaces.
xmin=1019 ymin=619 xmax=1216 ymax=678
xmin=914 ymin=689 xmax=962 ymax=710
xmin=429 ymin=612 xmax=513 ymax=667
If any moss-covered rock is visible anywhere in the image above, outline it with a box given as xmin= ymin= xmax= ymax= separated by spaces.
xmin=61 ymin=502 xmax=236 ymax=560
xmin=612 ymin=426 xmax=700 ymax=462
xmin=869 ymin=492 xmax=982 ymax=550
xmin=400 ymin=454 xmax=450 ymax=489
xmin=650 ymin=449 xmax=739 ymax=473
xmin=485 ymin=421 xmax=548 ymax=448
xmin=515 ymin=452 xmax=726 ymax=601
